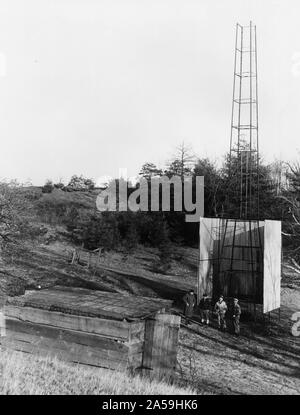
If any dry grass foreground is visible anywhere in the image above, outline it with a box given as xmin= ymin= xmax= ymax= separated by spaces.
xmin=0 ymin=349 xmax=196 ymax=395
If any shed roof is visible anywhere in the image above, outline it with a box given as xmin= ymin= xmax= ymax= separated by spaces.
xmin=7 ymin=286 xmax=173 ymax=321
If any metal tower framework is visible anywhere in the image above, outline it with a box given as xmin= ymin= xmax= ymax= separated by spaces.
xmin=229 ymin=21 xmax=259 ymax=220
xmin=214 ymin=22 xmax=263 ymax=313
xmin=198 ymin=23 xmax=281 ymax=321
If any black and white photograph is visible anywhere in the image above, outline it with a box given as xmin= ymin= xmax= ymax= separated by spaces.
xmin=0 ymin=0 xmax=299 ymax=400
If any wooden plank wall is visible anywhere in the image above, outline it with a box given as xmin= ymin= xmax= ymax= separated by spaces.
xmin=127 ymin=321 xmax=145 ymax=372
xmin=263 ymin=220 xmax=281 ymax=313
xmin=2 ymin=317 xmax=130 ymax=370
xmin=4 ymin=305 xmax=131 ymax=340
xmin=1 ymin=306 xmax=181 ymax=378
xmin=1 ymin=305 xmax=145 ymax=371
xmin=141 ymin=313 xmax=181 ymax=381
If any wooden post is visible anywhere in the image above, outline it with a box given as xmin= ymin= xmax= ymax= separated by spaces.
xmin=93 ymin=248 xmax=102 ymax=276
xmin=71 ymin=249 xmax=76 ymax=264
xmin=142 ymin=313 xmax=181 ymax=381
xmin=0 ymin=296 xmax=6 ymax=338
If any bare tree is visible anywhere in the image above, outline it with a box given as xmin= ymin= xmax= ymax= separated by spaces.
xmin=166 ymin=141 xmax=196 ymax=180
xmin=277 ymin=162 xmax=300 ymax=268
xmin=269 ymin=159 xmax=289 ymax=196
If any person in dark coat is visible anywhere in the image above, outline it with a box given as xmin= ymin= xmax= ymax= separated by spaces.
xmin=182 ymin=289 xmax=197 ymax=325
xmin=232 ymin=297 xmax=241 ymax=336
xmin=199 ymin=293 xmax=211 ymax=325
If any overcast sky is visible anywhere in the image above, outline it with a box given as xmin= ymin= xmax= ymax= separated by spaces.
xmin=0 ymin=0 xmax=300 ymax=185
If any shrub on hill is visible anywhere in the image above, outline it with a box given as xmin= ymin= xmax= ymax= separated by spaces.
xmin=67 ymin=175 xmax=95 ymax=191
xmin=42 ymin=180 xmax=54 ymax=194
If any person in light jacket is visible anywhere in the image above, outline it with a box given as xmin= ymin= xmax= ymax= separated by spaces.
xmin=214 ymin=295 xmax=228 ymax=330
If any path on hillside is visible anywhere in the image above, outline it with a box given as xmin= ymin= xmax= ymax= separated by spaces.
xmin=177 ymin=303 xmax=300 ymax=395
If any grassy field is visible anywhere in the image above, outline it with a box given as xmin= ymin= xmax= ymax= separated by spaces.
xmin=0 ymin=349 xmax=196 ymax=395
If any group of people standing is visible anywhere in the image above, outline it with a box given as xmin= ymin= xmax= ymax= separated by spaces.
xmin=182 ymin=289 xmax=241 ymax=336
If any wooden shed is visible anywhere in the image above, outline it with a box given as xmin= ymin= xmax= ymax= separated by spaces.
xmin=1 ymin=287 xmax=181 ymax=379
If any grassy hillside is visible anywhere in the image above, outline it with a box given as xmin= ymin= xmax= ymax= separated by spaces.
xmin=0 ymin=349 xmax=196 ymax=395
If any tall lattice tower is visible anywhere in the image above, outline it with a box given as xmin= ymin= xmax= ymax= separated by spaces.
xmin=229 ymin=22 xmax=259 ymax=220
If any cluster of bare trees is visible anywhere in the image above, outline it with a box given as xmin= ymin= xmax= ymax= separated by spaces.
xmin=276 ymin=162 xmax=300 ymax=269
